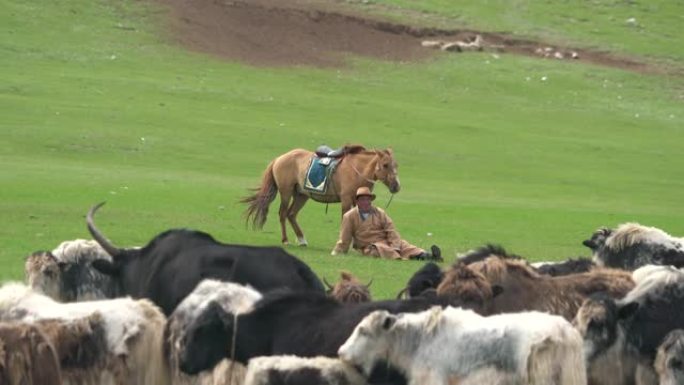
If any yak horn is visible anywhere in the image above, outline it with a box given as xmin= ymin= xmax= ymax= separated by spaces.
xmin=87 ymin=202 xmax=123 ymax=258
xmin=396 ymin=287 xmax=409 ymax=300
xmin=323 ymin=277 xmax=334 ymax=290
xmin=365 ymin=278 xmax=373 ymax=288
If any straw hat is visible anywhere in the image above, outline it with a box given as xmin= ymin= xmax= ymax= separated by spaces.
xmin=355 ymin=186 xmax=376 ymax=201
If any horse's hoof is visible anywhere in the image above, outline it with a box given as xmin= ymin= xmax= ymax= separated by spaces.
xmin=282 ymin=241 xmax=290 ymax=246
xmin=297 ymin=237 xmax=308 ymax=247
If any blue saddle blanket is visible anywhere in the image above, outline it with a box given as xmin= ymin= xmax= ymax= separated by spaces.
xmin=304 ymin=156 xmax=340 ymax=193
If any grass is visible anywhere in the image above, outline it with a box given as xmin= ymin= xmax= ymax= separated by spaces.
xmin=360 ymin=0 xmax=684 ymax=63
xmin=1 ymin=0 xmax=683 ymax=299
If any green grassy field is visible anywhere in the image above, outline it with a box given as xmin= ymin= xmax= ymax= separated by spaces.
xmin=2 ymin=0 xmax=683 ymax=299
xmin=367 ymin=0 xmax=684 ymax=63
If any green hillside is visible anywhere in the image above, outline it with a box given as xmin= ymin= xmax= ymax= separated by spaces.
xmin=2 ymin=0 xmax=682 ymax=298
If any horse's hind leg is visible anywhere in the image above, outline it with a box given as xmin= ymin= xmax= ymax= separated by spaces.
xmin=287 ymin=193 xmax=310 ymax=246
xmin=278 ymin=191 xmax=293 ymax=245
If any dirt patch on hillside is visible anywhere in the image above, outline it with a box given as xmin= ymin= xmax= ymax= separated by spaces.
xmin=157 ymin=0 xmax=661 ymax=73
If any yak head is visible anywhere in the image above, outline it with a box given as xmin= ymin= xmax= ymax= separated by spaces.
xmin=324 ymin=271 xmax=372 ymax=304
xmin=573 ymin=293 xmax=638 ymax=362
xmin=178 ymin=301 xmax=232 ymax=375
xmin=583 ymin=227 xmax=613 ymax=252
xmin=25 ymin=251 xmax=64 ymax=300
xmin=656 ymin=329 xmax=684 ymax=385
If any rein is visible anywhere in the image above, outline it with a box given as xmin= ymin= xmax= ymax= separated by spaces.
xmin=349 ymin=156 xmax=398 ymax=210
xmin=349 ymin=158 xmax=377 ymax=186
xmin=323 ymin=155 xmax=372 ymax=215
xmin=385 ymin=193 xmax=395 ymax=209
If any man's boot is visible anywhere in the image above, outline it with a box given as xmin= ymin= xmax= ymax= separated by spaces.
xmin=430 ymin=245 xmax=443 ymax=261
xmin=410 ymin=245 xmax=443 ymax=261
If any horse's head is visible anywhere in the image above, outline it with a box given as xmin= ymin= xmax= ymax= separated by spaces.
xmin=374 ymin=149 xmax=400 ymax=193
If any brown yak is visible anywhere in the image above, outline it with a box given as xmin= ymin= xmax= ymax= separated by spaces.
xmin=436 ymin=262 xmax=503 ymax=315
xmin=323 ymin=271 xmax=372 ymax=304
xmin=468 ymin=256 xmax=634 ymax=320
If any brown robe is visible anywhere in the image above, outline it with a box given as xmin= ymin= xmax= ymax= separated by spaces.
xmin=332 ymin=206 xmax=424 ymax=260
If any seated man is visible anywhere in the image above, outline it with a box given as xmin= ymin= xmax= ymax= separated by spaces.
xmin=331 ymin=187 xmax=442 ymax=261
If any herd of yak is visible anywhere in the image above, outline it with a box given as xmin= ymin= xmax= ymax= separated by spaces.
xmin=2 ymin=202 xmax=684 ymax=385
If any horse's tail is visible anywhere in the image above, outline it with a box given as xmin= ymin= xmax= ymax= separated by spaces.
xmin=241 ymin=160 xmax=278 ymax=230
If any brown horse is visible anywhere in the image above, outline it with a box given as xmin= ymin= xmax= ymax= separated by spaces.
xmin=242 ymin=145 xmax=400 ymax=246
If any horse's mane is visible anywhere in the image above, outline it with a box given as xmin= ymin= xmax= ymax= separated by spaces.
xmin=341 ymin=144 xmax=367 ymax=154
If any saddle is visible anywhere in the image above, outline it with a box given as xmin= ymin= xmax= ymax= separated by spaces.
xmin=315 ymin=145 xmax=346 ymax=159
xmin=304 ymin=146 xmax=344 ymax=193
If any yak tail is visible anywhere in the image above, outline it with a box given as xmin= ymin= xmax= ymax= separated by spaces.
xmin=241 ymin=161 xmax=278 ymax=230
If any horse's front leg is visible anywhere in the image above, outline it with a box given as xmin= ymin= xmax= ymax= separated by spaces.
xmin=287 ymin=193 xmax=310 ymax=246
xmin=340 ymin=195 xmax=354 ymax=219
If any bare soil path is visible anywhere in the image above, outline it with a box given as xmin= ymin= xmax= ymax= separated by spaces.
xmin=157 ymin=0 xmax=665 ymax=73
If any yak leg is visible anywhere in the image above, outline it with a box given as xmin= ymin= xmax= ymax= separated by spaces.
xmin=278 ymin=191 xmax=293 ymax=245
xmin=287 ymin=193 xmax=310 ymax=246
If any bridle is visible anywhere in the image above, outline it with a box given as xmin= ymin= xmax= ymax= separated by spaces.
xmin=349 ymin=157 xmax=377 ymax=185
xmin=349 ymin=155 xmax=397 ymax=209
